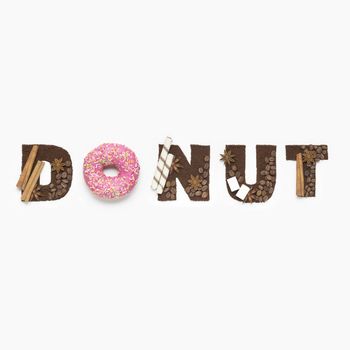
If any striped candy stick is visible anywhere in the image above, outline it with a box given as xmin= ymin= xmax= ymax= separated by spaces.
xmin=156 ymin=153 xmax=174 ymax=194
xmin=151 ymin=137 xmax=173 ymax=192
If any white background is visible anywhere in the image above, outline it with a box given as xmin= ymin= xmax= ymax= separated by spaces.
xmin=0 ymin=1 xmax=349 ymax=349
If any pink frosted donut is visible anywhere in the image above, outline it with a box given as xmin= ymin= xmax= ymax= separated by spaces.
xmin=83 ymin=143 xmax=140 ymax=199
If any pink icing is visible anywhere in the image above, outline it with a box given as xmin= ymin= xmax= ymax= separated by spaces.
xmin=83 ymin=143 xmax=140 ymax=199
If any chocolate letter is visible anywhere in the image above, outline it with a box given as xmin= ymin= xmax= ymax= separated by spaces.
xmin=222 ymin=145 xmax=277 ymax=203
xmin=21 ymin=144 xmax=73 ymax=201
xmin=286 ymin=145 xmax=328 ymax=197
xmin=158 ymin=145 xmax=210 ymax=201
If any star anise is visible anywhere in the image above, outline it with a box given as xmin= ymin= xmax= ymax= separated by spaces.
xmin=188 ymin=175 xmax=202 ymax=191
xmin=170 ymin=157 xmax=183 ymax=174
xmin=52 ymin=158 xmax=65 ymax=173
xmin=220 ymin=149 xmax=235 ymax=166
xmin=302 ymin=149 xmax=317 ymax=166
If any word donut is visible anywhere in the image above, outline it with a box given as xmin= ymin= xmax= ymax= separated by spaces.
xmin=83 ymin=143 xmax=140 ymax=199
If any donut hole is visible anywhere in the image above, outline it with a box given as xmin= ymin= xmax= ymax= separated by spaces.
xmin=103 ymin=166 xmax=119 ymax=177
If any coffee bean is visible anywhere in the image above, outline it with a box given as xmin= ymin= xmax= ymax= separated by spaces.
xmin=236 ymin=171 xmax=240 ymax=178
xmin=257 ymin=190 xmax=262 ymax=196
xmin=265 ymin=157 xmax=269 ymax=163
xmin=56 ymin=173 xmax=61 ymax=180
xmin=203 ymin=171 xmax=208 ymax=178
xmin=263 ymin=195 xmax=269 ymax=202
xmin=265 ymin=165 xmax=270 ymax=171
xmin=202 ymin=180 xmax=208 ymax=185
xmin=199 ymin=168 xmax=204 ymax=174
xmin=266 ymin=175 xmax=272 ymax=180
xmin=317 ymin=147 xmax=322 ymax=154
xmin=204 ymin=156 xmax=210 ymax=162
xmin=260 ymin=180 xmax=266 ymax=185
xmin=61 ymin=172 xmax=67 ymax=179
xmin=202 ymin=185 xmax=208 ymax=191
xmin=229 ymin=170 xmax=235 ymax=177
xmin=202 ymin=192 xmax=208 ymax=199
xmin=232 ymin=165 xmax=237 ymax=171
xmin=195 ymin=191 xmax=202 ymax=196
xmin=204 ymin=163 xmax=209 ymax=170
xmin=238 ymin=176 xmax=244 ymax=183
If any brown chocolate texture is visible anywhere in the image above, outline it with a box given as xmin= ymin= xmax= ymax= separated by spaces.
xmin=286 ymin=144 xmax=328 ymax=197
xmin=158 ymin=145 xmax=210 ymax=201
xmin=223 ymin=145 xmax=277 ymax=203
xmin=22 ymin=145 xmax=73 ymax=201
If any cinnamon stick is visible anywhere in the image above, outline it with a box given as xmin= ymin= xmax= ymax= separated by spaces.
xmin=21 ymin=161 xmax=45 ymax=202
xmin=16 ymin=145 xmax=39 ymax=189
xmin=296 ymin=153 xmax=305 ymax=197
